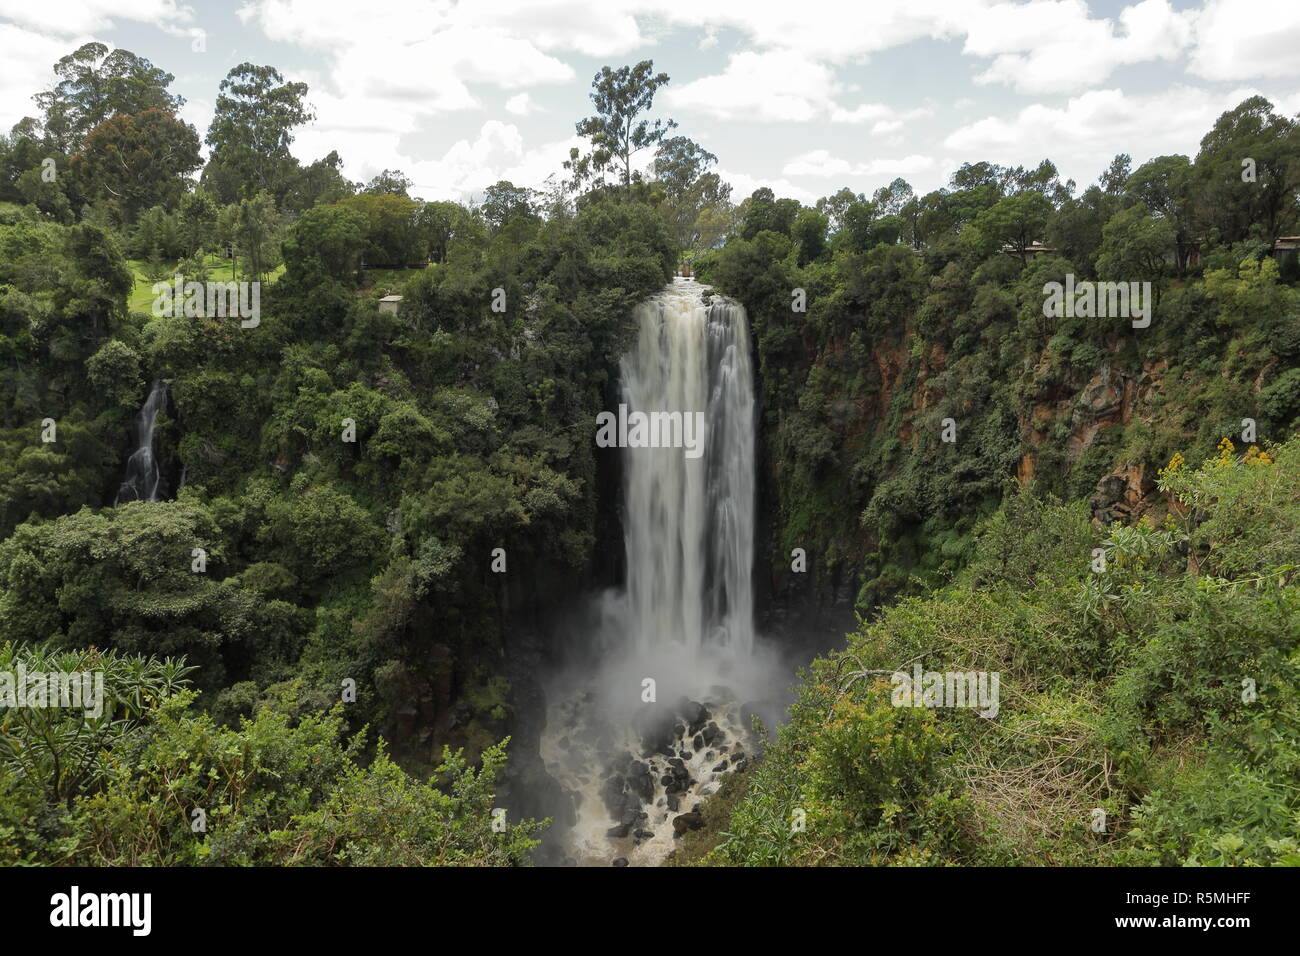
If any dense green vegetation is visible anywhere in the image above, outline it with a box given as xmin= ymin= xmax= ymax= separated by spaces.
xmin=704 ymin=441 xmax=1300 ymax=865
xmin=1 ymin=40 xmax=1297 ymax=866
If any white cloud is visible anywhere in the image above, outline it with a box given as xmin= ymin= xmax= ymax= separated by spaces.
xmin=1188 ymin=0 xmax=1300 ymax=80
xmin=657 ymin=0 xmax=975 ymax=63
xmin=783 ymin=148 xmax=937 ymax=181
xmin=965 ymin=0 xmax=1193 ymax=94
xmin=0 ymin=0 xmax=192 ymax=36
xmin=943 ymin=85 xmax=1276 ymax=185
xmin=665 ymin=50 xmax=840 ymax=122
xmin=668 ymin=51 xmax=933 ymax=129
xmin=0 ymin=23 xmax=73 ymax=125
xmin=404 ymin=121 xmax=582 ymax=203
xmin=718 ymin=165 xmax=819 ymax=204
xmin=504 ymin=92 xmax=540 ymax=116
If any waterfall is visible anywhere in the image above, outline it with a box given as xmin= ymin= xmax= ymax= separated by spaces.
xmin=620 ymin=278 xmax=755 ymax=658
xmin=114 ymin=381 xmax=169 ymax=505
xmin=541 ymin=279 xmax=767 ymax=866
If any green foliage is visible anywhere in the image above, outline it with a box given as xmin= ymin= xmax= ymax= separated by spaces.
xmin=0 ymin=642 xmax=195 ymax=806
xmin=713 ymin=440 xmax=1300 ymax=866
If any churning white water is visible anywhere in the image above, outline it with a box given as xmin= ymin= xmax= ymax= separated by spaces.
xmin=542 ymin=279 xmax=774 ymax=866
xmin=114 ymin=381 xmax=169 ymax=505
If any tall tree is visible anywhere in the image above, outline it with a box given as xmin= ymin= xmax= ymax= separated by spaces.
xmin=204 ymin=64 xmax=314 ymax=204
xmin=1125 ymin=155 xmax=1197 ymax=274
xmin=69 ymin=109 xmax=202 ymax=223
xmin=363 ymin=169 xmax=414 ymax=197
xmin=816 ymin=187 xmax=865 ymax=233
xmin=33 ymin=43 xmax=183 ymax=153
xmin=572 ymin=61 xmax=676 ymax=201
xmin=1194 ymin=96 xmax=1300 ymax=243
xmin=974 ymin=191 xmax=1054 ymax=262
xmin=282 ymin=150 xmax=355 ymax=213
xmin=478 ymin=181 xmax=535 ymax=232
xmin=653 ymin=136 xmax=731 ymax=250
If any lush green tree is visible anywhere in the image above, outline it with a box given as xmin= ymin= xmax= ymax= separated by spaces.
xmin=69 ymin=109 xmax=202 ymax=223
xmin=792 ymin=208 xmax=829 ymax=265
xmin=416 ymin=200 xmax=481 ymax=263
xmin=571 ymin=61 xmax=676 ymax=200
xmin=363 ymin=169 xmax=414 ymax=197
xmin=230 ymin=190 xmax=281 ymax=281
xmin=1194 ymin=96 xmax=1300 ymax=242
xmin=477 ymin=180 xmax=535 ymax=233
xmin=32 ymin=43 xmax=184 ymax=153
xmin=281 ymin=204 xmax=368 ymax=286
xmin=740 ymin=188 xmax=800 ymax=240
xmin=338 ymin=192 xmax=426 ymax=267
xmin=282 ymin=150 xmax=356 ymax=213
xmin=652 ymin=136 xmax=731 ymax=251
xmin=1125 ymin=155 xmax=1197 ymax=274
xmin=203 ymin=64 xmax=314 ymax=203
xmin=1095 ymin=201 xmax=1175 ymax=286
xmin=973 ymin=191 xmax=1054 ymax=262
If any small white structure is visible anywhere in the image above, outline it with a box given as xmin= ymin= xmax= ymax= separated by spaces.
xmin=378 ymin=294 xmax=403 ymax=314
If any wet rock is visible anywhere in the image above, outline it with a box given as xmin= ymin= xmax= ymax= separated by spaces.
xmin=612 ymin=858 xmax=628 ymax=867
xmin=678 ymin=699 xmax=709 ymax=735
xmin=712 ymin=758 xmax=729 ymax=772
xmin=621 ymin=795 xmax=646 ymax=823
xmin=632 ymin=704 xmax=677 ymax=757
xmin=626 ymin=760 xmax=654 ymax=803
xmin=693 ymin=733 xmax=704 ymax=751
xmin=672 ymin=811 xmax=705 ymax=836
xmin=666 ymin=793 xmax=681 ymax=812
xmin=600 ymin=775 xmax=625 ymax=818
xmin=606 ymin=822 xmax=631 ymax=839
xmin=702 ymin=722 xmax=723 ymax=746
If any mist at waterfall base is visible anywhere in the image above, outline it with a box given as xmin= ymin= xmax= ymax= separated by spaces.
xmin=538 ymin=280 xmax=789 ymax=866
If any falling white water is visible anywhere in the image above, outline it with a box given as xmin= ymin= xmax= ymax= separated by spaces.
xmin=542 ymin=279 xmax=768 ymax=866
xmin=621 ymin=277 xmax=755 ymax=658
xmin=114 ymin=381 xmax=169 ymax=505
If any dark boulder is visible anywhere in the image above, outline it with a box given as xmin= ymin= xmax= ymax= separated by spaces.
xmin=672 ymin=811 xmax=705 ymax=836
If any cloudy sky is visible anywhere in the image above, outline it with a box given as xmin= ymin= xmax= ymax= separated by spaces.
xmin=2 ymin=0 xmax=1298 ymax=205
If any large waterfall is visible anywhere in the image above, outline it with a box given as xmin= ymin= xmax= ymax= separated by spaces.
xmin=541 ymin=279 xmax=772 ymax=866
xmin=621 ymin=278 xmax=756 ymax=658
xmin=114 ymin=381 xmax=169 ymax=505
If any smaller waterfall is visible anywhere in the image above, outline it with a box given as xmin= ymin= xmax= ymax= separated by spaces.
xmin=114 ymin=381 xmax=169 ymax=505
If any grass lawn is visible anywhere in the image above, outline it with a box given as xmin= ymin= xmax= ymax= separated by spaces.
xmin=126 ymin=254 xmax=286 ymax=314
